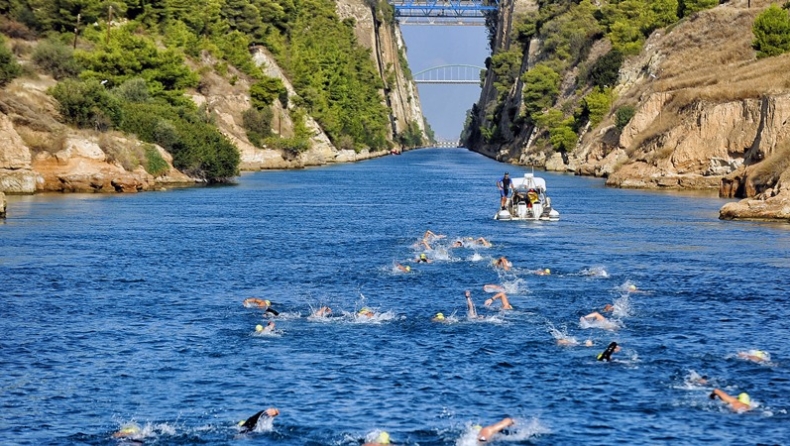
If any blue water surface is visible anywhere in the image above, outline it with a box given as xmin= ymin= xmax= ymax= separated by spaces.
xmin=1 ymin=148 xmax=789 ymax=445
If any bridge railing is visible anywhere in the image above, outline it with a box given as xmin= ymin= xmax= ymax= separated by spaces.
xmin=413 ymin=64 xmax=485 ymax=85
xmin=389 ymin=0 xmax=498 ymax=20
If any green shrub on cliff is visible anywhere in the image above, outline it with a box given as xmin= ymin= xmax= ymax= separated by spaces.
xmin=50 ymin=79 xmax=123 ymax=130
xmin=242 ymin=106 xmax=273 ymax=148
xmin=678 ymin=0 xmax=718 ymax=18
xmin=0 ymin=35 xmax=21 ymax=87
xmin=615 ymin=105 xmax=636 ymax=130
xmin=250 ymin=77 xmax=288 ymax=109
xmin=144 ymin=145 xmax=170 ymax=177
xmin=582 ymin=88 xmax=613 ymax=127
xmin=31 ymin=38 xmax=81 ymax=80
xmin=75 ymin=22 xmax=199 ymax=98
xmin=753 ymin=5 xmax=790 ymax=58
xmin=522 ymin=64 xmax=561 ymax=121
xmin=118 ymin=99 xmax=239 ymax=182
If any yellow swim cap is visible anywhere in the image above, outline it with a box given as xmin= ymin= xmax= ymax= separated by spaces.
xmin=738 ymin=393 xmax=751 ymax=405
xmin=255 ymin=324 xmax=264 ymax=332
xmin=238 ymin=420 xmax=245 ymax=426
xmin=435 ymin=313 xmax=445 ymax=320
xmin=119 ymin=425 xmax=140 ymax=435
xmin=420 ymin=253 xmax=427 ymax=259
xmin=376 ymin=431 xmax=390 ymax=444
xmin=545 ymin=268 xmax=551 ymax=274
xmin=473 ymin=425 xmax=482 ymax=432
xmin=405 ymin=266 xmax=411 ymax=272
xmin=628 ymin=284 xmax=637 ymax=291
xmin=755 ymin=350 xmax=766 ymax=359
xmin=359 ymin=308 xmax=370 ymax=315
xmin=264 ymin=299 xmax=271 ymax=306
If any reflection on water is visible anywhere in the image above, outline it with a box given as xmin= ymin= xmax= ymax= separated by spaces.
xmin=2 ymin=149 xmax=789 ymax=444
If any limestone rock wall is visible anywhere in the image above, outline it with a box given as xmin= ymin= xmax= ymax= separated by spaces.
xmin=335 ymin=0 xmax=426 ymax=142
xmin=0 ymin=77 xmax=195 ymax=195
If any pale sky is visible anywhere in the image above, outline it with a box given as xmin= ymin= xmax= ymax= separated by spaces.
xmin=400 ymin=25 xmax=490 ymax=141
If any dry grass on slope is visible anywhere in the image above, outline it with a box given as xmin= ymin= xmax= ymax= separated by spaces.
xmin=655 ymin=2 xmax=790 ymax=109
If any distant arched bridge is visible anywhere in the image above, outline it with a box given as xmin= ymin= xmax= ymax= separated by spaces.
xmin=389 ymin=0 xmax=498 ymax=25
xmin=413 ymin=64 xmax=485 ymax=85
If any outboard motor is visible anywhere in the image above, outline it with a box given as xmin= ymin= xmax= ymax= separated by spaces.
xmin=532 ymin=202 xmax=543 ymax=220
xmin=516 ymin=202 xmax=528 ymax=218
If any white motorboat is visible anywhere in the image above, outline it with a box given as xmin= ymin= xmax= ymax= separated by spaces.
xmin=494 ymin=173 xmax=560 ymax=221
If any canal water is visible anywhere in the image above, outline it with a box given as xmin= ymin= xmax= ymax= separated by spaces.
xmin=1 ymin=148 xmax=789 ymax=445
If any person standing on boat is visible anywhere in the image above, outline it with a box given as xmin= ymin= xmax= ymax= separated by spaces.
xmin=497 ymin=172 xmax=513 ymax=210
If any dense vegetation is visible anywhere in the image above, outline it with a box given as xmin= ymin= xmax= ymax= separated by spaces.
xmin=0 ymin=0 xmax=409 ymax=180
xmin=752 ymin=4 xmax=790 ymax=58
xmin=467 ymin=0 xmax=729 ymax=152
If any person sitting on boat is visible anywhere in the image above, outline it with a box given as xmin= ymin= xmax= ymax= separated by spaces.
xmin=493 ymin=256 xmax=511 ymax=271
xmin=475 ymin=417 xmax=515 ymax=442
xmin=497 ymin=172 xmax=513 ymax=210
xmin=484 ymin=292 xmax=513 ymax=310
xmin=243 ymin=298 xmax=280 ymax=316
xmin=709 ymin=389 xmax=752 ymax=412
xmin=526 ymin=189 xmax=539 ymax=207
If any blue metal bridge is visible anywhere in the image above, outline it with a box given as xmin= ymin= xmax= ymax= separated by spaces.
xmin=413 ymin=64 xmax=485 ymax=85
xmin=389 ymin=0 xmax=498 ymax=26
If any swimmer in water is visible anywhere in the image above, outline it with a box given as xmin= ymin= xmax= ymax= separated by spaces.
xmin=255 ymin=321 xmax=275 ymax=333
xmin=358 ymin=308 xmax=376 ymax=318
xmin=464 ymin=290 xmax=480 ymax=319
xmin=484 ymin=292 xmax=513 ymax=310
xmin=582 ymin=311 xmax=610 ymax=323
xmin=396 ymin=263 xmax=411 ymax=272
xmin=535 ymin=268 xmax=551 ymax=276
xmin=737 ymin=350 xmax=769 ymax=363
xmin=432 ymin=312 xmax=446 ymax=322
xmin=597 ymin=342 xmax=620 ymax=361
xmin=238 ymin=407 xmax=280 ymax=433
xmin=363 ymin=430 xmax=391 ymax=445
xmin=709 ymin=389 xmax=752 ymax=412
xmin=493 ymin=256 xmax=511 ymax=271
xmin=416 ymin=253 xmax=432 ymax=263
xmin=476 ymin=417 xmax=514 ymax=443
xmin=112 ymin=423 xmax=141 ymax=438
xmin=311 ymin=306 xmax=332 ymax=318
xmin=423 ymin=230 xmax=444 ymax=240
xmin=483 ymin=284 xmax=505 ymax=293
xmin=602 ymin=304 xmax=615 ymax=312
xmin=243 ymin=298 xmax=280 ymax=316
xmin=476 ymin=237 xmax=492 ymax=247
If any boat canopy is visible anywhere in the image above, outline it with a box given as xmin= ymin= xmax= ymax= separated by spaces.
xmin=511 ymin=173 xmax=547 ymax=192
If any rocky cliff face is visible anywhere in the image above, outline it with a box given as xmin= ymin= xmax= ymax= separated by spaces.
xmin=468 ymin=0 xmax=790 ymax=220
xmin=0 ymin=11 xmax=424 ymax=196
xmin=0 ymin=77 xmax=193 ymax=195
xmin=336 ymin=0 xmax=426 ymax=141
xmin=467 ymin=0 xmax=538 ymax=162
